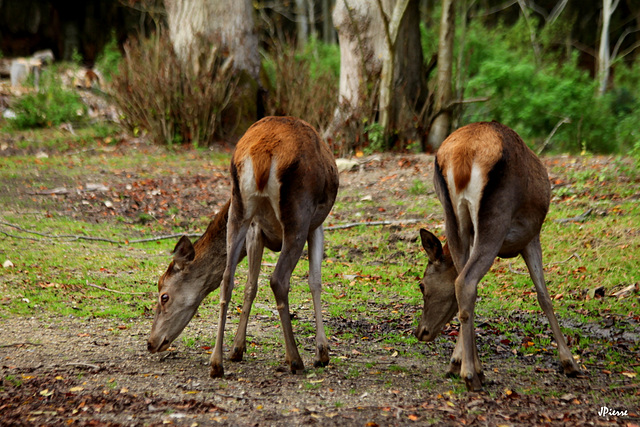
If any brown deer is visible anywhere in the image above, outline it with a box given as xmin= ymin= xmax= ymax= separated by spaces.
xmin=147 ymin=116 xmax=339 ymax=379
xmin=415 ymin=121 xmax=580 ymax=391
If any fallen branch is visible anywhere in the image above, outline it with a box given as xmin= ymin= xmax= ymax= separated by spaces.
xmin=325 ymin=219 xmax=422 ymax=231
xmin=85 ymin=281 xmax=150 ymax=295
xmin=0 ymin=342 xmax=44 ymax=348
xmin=508 ymin=252 xmax=581 ymax=275
xmin=554 ymin=208 xmax=593 ymax=224
xmin=2 ymin=217 xmax=423 ymax=245
xmin=0 ymin=219 xmax=199 ymax=244
xmin=65 ymin=362 xmax=100 ymax=371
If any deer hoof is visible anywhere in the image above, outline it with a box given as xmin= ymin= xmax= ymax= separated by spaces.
xmin=313 ymin=359 xmax=329 ymax=368
xmin=230 ymin=346 xmax=244 ymax=362
xmin=447 ymin=361 xmax=461 ymax=377
xmin=562 ymin=360 xmax=581 ymax=377
xmin=289 ymin=359 xmax=305 ymax=374
xmin=463 ymin=373 xmax=484 ymax=392
xmin=209 ymin=364 xmax=224 ymax=378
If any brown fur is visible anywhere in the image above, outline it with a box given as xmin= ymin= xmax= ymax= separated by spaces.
xmin=436 ymin=122 xmax=504 ymax=193
xmin=233 ymin=116 xmax=320 ymax=192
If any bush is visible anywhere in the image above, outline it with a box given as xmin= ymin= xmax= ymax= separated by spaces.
xmin=459 ymin=17 xmax=640 ymax=154
xmin=9 ymin=70 xmax=87 ymax=129
xmin=262 ymin=38 xmax=338 ymax=137
xmin=111 ymin=33 xmax=238 ymax=147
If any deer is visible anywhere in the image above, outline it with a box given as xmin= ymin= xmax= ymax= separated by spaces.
xmin=415 ymin=121 xmax=581 ymax=391
xmin=147 ymin=116 xmax=339 ymax=379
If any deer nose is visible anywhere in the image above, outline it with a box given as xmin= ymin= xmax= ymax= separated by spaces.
xmin=147 ymin=340 xmax=156 ymax=353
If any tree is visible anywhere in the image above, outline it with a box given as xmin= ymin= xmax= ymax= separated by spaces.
xmin=163 ymin=0 xmax=259 ymax=79
xmin=427 ymin=0 xmax=455 ymax=149
xmin=597 ymin=0 xmax=619 ymax=96
xmin=163 ymin=0 xmax=261 ymax=137
xmin=327 ymin=0 xmax=424 ymax=149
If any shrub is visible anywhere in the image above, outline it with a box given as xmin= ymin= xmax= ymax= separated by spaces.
xmin=459 ymin=17 xmax=640 ymax=154
xmin=111 ymin=33 xmax=238 ymax=147
xmin=9 ymin=70 xmax=87 ymax=129
xmin=262 ymin=38 xmax=338 ymax=138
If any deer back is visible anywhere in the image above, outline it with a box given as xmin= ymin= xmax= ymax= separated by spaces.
xmin=434 ymin=121 xmax=550 ymax=260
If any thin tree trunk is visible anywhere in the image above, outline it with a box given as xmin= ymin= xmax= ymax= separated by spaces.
xmin=427 ymin=0 xmax=455 ymax=149
xmin=295 ymin=0 xmax=309 ymax=48
xmin=597 ymin=0 xmax=620 ymax=96
xmin=377 ymin=0 xmax=410 ymax=137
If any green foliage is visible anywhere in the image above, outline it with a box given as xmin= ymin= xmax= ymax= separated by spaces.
xmin=95 ymin=36 xmax=123 ymax=82
xmin=9 ymin=70 xmax=86 ymax=129
xmin=459 ymin=16 xmax=640 ymax=154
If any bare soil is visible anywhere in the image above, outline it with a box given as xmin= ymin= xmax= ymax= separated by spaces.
xmin=1 ymin=144 xmax=639 ymax=426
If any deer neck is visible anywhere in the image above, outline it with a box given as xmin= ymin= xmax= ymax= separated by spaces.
xmin=191 ymin=200 xmax=232 ymax=298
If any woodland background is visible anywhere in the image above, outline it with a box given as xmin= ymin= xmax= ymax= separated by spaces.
xmin=1 ymin=0 xmax=640 ymax=158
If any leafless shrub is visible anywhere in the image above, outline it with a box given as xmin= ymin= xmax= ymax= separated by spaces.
xmin=111 ymin=33 xmax=238 ymax=146
xmin=263 ymin=41 xmax=338 ymax=142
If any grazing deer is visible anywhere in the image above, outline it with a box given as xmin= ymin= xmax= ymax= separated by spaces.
xmin=415 ymin=121 xmax=580 ymax=391
xmin=147 ymin=116 xmax=339 ymax=379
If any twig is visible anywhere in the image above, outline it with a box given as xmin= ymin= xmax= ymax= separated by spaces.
xmin=0 ymin=230 xmax=40 ymax=241
xmin=554 ymin=208 xmax=593 ymax=224
xmin=65 ymin=362 xmax=100 ymax=371
xmin=325 ymin=219 xmax=421 ymax=231
xmin=0 ymin=219 xmax=199 ymax=245
xmin=508 ymin=252 xmax=582 ymax=275
xmin=537 ymin=117 xmax=571 ymax=155
xmin=547 ymin=252 xmax=582 ymax=266
xmin=85 ymin=281 xmax=150 ymax=295
xmin=0 ymin=342 xmax=43 ymax=348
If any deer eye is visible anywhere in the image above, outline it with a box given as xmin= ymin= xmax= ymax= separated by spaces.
xmin=160 ymin=293 xmax=169 ymax=304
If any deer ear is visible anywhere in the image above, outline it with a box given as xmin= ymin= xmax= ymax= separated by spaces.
xmin=172 ymin=236 xmax=195 ymax=270
xmin=420 ymin=229 xmax=443 ymax=261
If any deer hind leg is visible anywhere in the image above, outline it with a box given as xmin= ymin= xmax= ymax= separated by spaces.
xmin=521 ymin=236 xmax=581 ymax=377
xmin=307 ymin=226 xmax=330 ymax=368
xmin=230 ymin=223 xmax=264 ymax=362
xmin=270 ymin=223 xmax=308 ymax=374
xmin=210 ymin=210 xmax=251 ymax=378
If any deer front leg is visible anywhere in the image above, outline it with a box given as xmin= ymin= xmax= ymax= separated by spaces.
xmin=455 ymin=248 xmax=498 ymax=391
xmin=270 ymin=232 xmax=307 ymax=374
xmin=522 ymin=237 xmax=581 ymax=377
xmin=210 ymin=217 xmax=250 ymax=378
xmin=307 ymin=226 xmax=329 ymax=368
xmin=230 ymin=225 xmax=264 ymax=362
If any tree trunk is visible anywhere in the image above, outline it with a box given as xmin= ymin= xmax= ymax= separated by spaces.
xmin=295 ymin=0 xmax=309 ymax=48
xmin=428 ymin=0 xmax=455 ymax=149
xmin=163 ymin=0 xmax=259 ymax=80
xmin=597 ymin=0 xmax=619 ymax=96
xmin=327 ymin=0 xmax=422 ymax=147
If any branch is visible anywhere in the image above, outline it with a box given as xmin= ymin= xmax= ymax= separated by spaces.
xmin=85 ymin=281 xmax=151 ymax=295
xmin=0 ymin=219 xmax=200 ymax=245
xmin=0 ymin=342 xmax=43 ymax=348
xmin=611 ymin=27 xmax=640 ymax=60
xmin=325 ymin=219 xmax=422 ymax=231
xmin=537 ymin=116 xmax=571 ymax=155
xmin=553 ymin=209 xmax=593 ymax=224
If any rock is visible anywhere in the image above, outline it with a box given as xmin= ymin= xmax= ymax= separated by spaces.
xmin=335 ymin=158 xmax=359 ymax=173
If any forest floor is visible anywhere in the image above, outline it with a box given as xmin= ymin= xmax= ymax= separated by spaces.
xmin=1 ymin=138 xmax=639 ymax=426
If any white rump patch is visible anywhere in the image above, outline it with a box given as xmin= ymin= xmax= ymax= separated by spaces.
xmin=239 ymin=157 xmax=282 ymax=222
xmin=446 ymin=162 xmax=486 ymax=252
